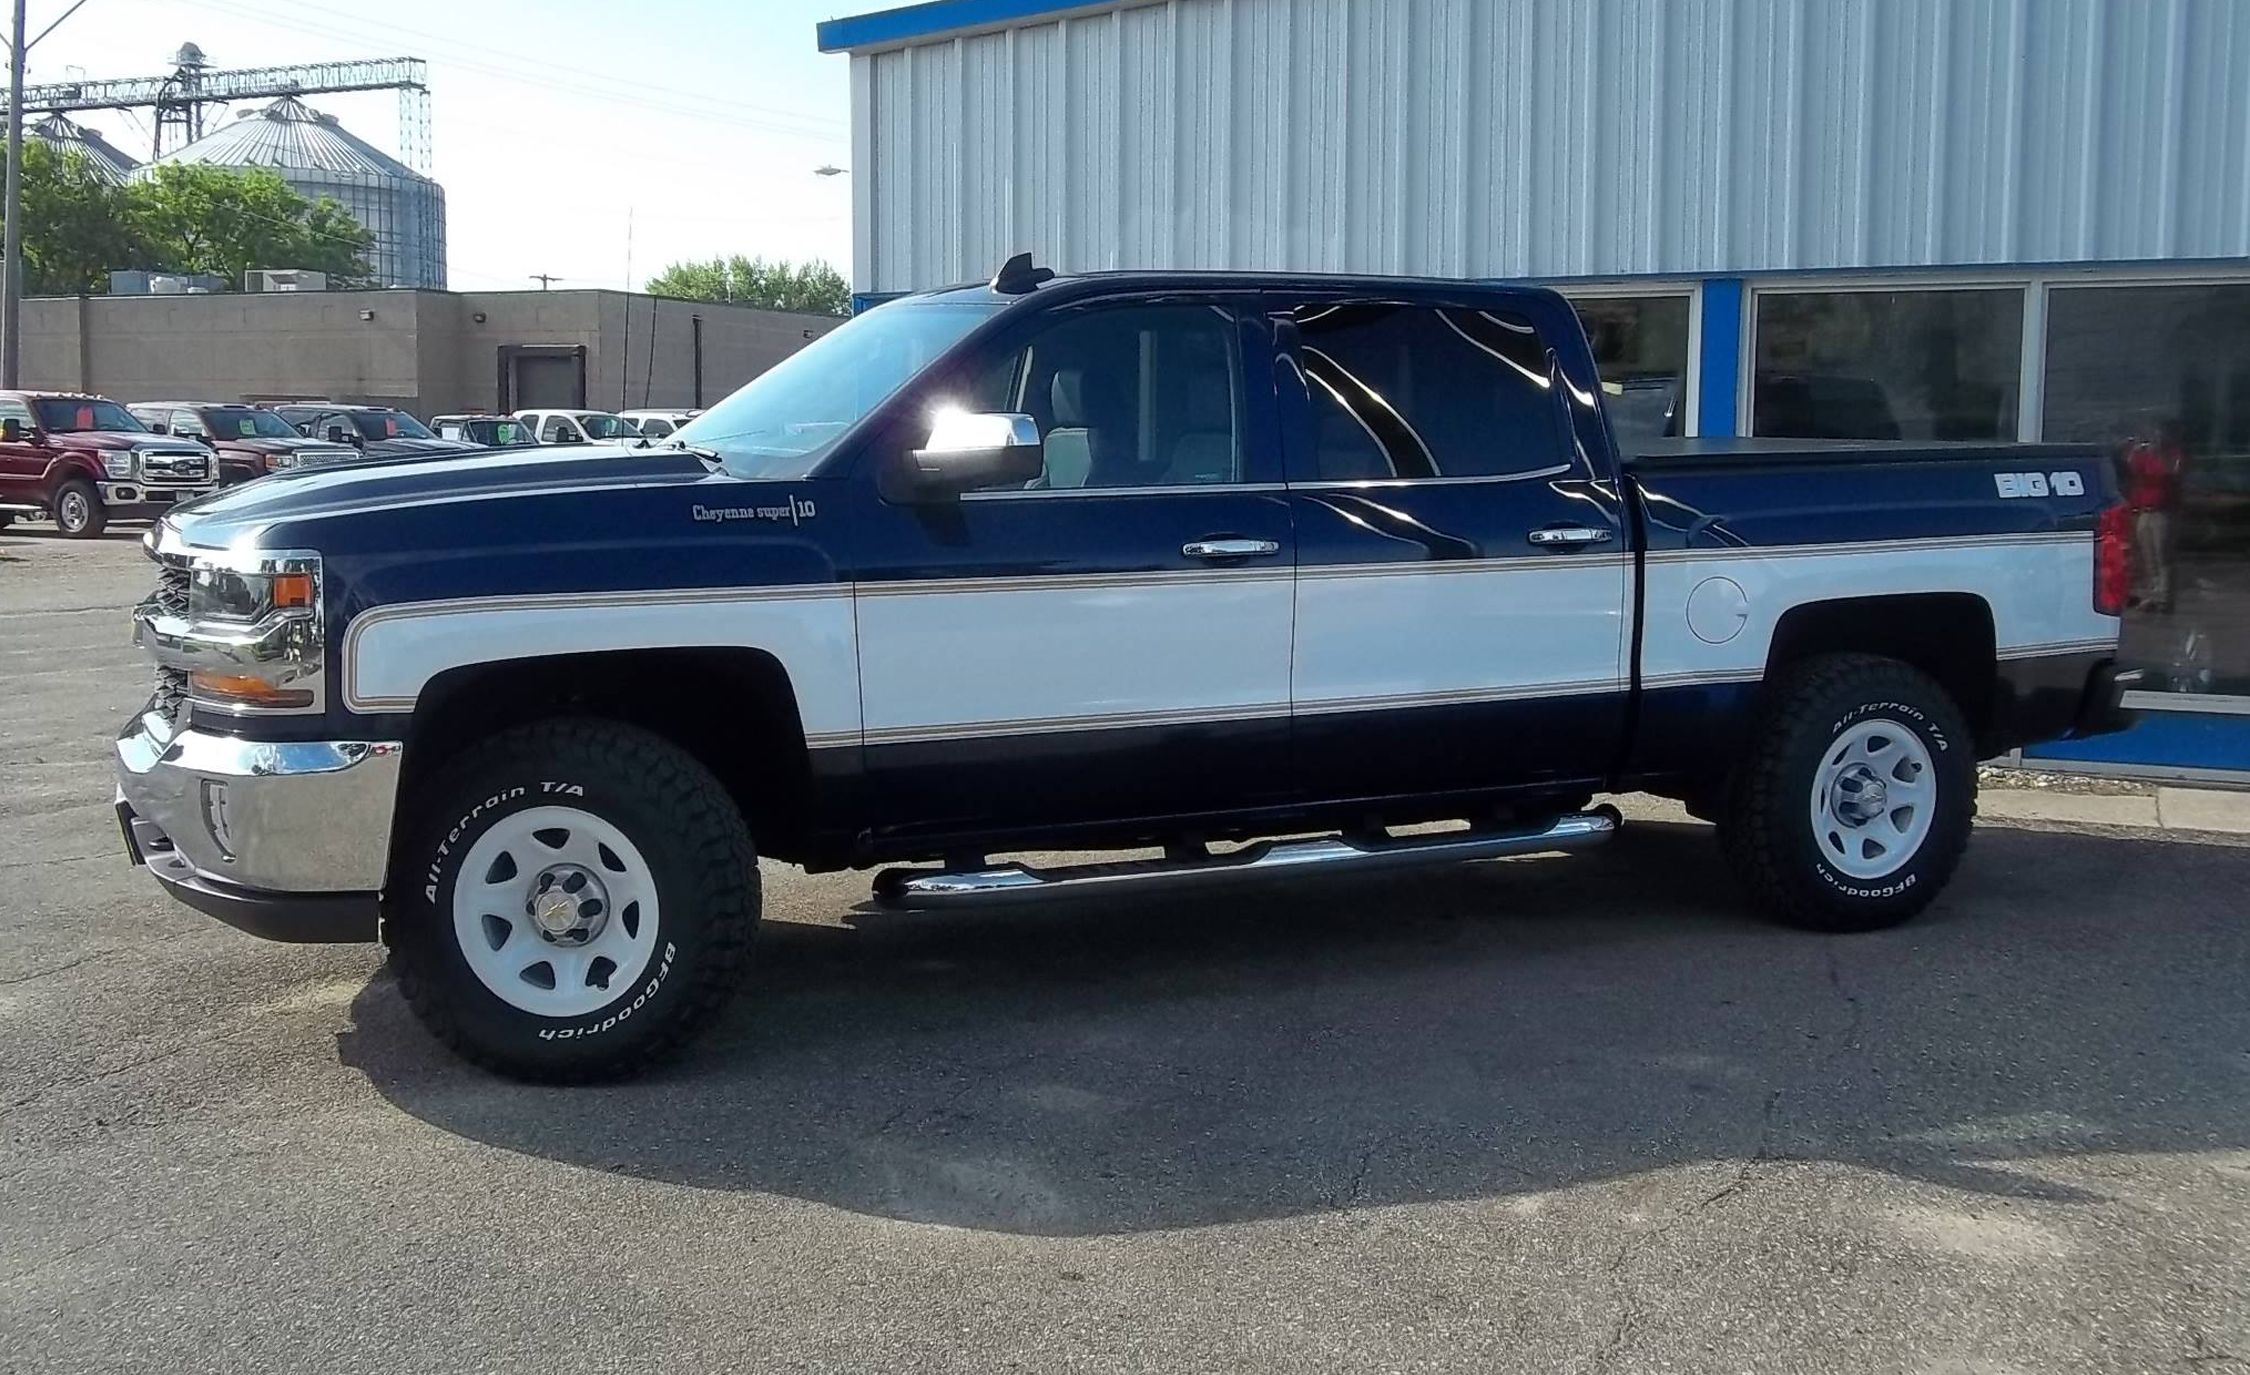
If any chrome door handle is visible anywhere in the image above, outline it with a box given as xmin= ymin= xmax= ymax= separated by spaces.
xmin=1526 ymin=526 xmax=1614 ymax=547
xmin=1183 ymin=539 xmax=1281 ymax=559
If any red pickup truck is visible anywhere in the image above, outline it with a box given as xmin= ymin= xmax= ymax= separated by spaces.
xmin=0 ymin=390 xmax=217 ymax=537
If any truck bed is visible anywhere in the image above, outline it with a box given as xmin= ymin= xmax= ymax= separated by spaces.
xmin=1623 ymin=437 xmax=2110 ymax=468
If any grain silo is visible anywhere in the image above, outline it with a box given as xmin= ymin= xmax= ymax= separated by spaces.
xmin=28 ymin=112 xmax=140 ymax=185
xmin=141 ymin=95 xmax=445 ymax=289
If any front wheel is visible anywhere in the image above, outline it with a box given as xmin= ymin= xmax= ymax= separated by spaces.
xmin=52 ymin=478 xmax=105 ymax=538
xmin=384 ymin=718 xmax=760 ymax=1081
xmin=1718 ymin=654 xmax=1977 ymax=933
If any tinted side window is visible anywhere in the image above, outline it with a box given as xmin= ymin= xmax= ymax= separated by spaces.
xmin=966 ymin=304 xmax=1241 ymax=491
xmin=1292 ymin=304 xmax=1565 ymax=480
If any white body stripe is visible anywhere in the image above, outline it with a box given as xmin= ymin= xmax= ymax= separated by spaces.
xmin=344 ymin=590 xmax=862 ymax=744
xmin=1291 ymin=558 xmax=1631 ymax=715
xmin=1640 ymin=534 xmax=2118 ymax=686
xmin=854 ymin=576 xmax=1294 ymax=741
xmin=337 ymin=533 xmax=2118 ymax=749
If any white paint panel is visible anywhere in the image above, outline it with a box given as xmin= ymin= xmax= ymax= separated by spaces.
xmin=1640 ymin=537 xmax=2121 ymax=684
xmin=855 ymin=575 xmax=1294 ymax=735
xmin=1291 ymin=560 xmax=1631 ymax=709
xmin=345 ymin=595 xmax=863 ymax=740
xmin=854 ymin=0 xmax=2250 ymax=292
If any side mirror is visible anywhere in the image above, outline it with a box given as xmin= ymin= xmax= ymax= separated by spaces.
xmin=0 ymin=418 xmax=21 ymax=443
xmin=881 ymin=411 xmax=1044 ymax=503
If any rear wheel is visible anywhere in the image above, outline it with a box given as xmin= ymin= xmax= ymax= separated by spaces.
xmin=1718 ymin=654 xmax=1977 ymax=932
xmin=385 ymin=718 xmax=760 ymax=1081
xmin=52 ymin=479 xmax=104 ymax=538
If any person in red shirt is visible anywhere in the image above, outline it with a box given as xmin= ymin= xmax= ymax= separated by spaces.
xmin=2122 ymin=424 xmax=2186 ymax=612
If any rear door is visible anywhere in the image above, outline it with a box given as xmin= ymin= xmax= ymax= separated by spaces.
xmin=1275 ymin=293 xmax=1630 ymax=801
xmin=848 ymin=298 xmax=1297 ymax=843
xmin=0 ymin=394 xmax=41 ymax=500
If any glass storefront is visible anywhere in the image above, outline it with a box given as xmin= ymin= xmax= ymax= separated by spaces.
xmin=1570 ymin=294 xmax=1691 ymax=449
xmin=2043 ymin=284 xmax=2250 ymax=699
xmin=1752 ymin=288 xmax=2023 ymax=441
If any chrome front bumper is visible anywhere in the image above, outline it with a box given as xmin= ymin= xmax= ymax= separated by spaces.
xmin=113 ymin=710 xmax=401 ymax=941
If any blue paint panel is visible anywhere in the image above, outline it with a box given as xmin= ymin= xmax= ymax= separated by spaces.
xmin=2026 ymin=712 xmax=2250 ymax=772
xmin=1696 ymin=279 xmax=1743 ymax=439
xmin=817 ymin=0 xmax=1091 ymax=52
xmin=1627 ymin=448 xmax=2113 ymax=553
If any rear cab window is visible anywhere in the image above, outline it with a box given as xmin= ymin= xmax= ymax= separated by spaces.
xmin=1287 ymin=302 xmax=1571 ymax=483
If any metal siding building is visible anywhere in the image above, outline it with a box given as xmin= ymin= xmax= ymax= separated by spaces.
xmin=828 ymin=0 xmax=2250 ymax=291
xmin=821 ymin=0 xmax=2250 ymax=779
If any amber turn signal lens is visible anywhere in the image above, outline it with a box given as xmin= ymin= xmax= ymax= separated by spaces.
xmin=188 ymin=670 xmax=314 ymax=709
xmin=272 ymin=572 xmax=315 ymax=610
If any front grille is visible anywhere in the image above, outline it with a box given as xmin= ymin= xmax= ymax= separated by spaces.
xmin=138 ymin=451 xmax=211 ymax=486
xmin=151 ymin=664 xmax=188 ymax=723
xmin=153 ymin=563 xmax=189 ymax=617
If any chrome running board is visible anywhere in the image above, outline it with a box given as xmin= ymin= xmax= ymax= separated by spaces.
xmin=872 ymin=807 xmax=1621 ymax=910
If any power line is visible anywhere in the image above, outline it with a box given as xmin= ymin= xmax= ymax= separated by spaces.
xmin=178 ymin=0 xmax=847 ymax=143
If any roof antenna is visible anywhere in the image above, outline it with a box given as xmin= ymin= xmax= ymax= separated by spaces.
xmin=990 ymin=252 xmax=1054 ymax=295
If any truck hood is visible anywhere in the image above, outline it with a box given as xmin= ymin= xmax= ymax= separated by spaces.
xmin=168 ymin=443 xmax=709 ymax=547
xmin=55 ymin=431 xmax=204 ymax=452
xmin=213 ymin=435 xmax=331 ymax=456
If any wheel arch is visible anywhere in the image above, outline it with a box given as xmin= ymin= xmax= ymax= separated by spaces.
xmin=1763 ymin=592 xmax=1999 ymax=744
xmin=389 ymin=646 xmax=829 ymax=872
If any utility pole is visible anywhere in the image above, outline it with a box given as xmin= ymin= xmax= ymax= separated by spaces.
xmin=2 ymin=0 xmax=27 ymax=389
xmin=529 ymin=273 xmax=561 ymax=290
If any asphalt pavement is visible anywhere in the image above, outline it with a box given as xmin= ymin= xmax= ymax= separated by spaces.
xmin=4 ymin=528 xmax=2248 ymax=1374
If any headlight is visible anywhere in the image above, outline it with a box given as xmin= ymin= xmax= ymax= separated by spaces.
xmin=187 ymin=560 xmax=318 ymax=622
xmin=103 ymin=451 xmax=133 ymax=479
xmin=144 ymin=548 xmax=325 ymax=713
xmin=267 ymin=450 xmax=298 ymax=470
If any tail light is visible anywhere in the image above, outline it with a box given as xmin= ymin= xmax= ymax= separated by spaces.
xmin=2094 ymin=504 xmax=2132 ymax=616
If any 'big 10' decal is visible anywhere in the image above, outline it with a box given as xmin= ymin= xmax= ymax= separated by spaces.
xmin=1994 ymin=471 xmax=2085 ymax=499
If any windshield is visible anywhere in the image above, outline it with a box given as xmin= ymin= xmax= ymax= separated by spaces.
xmin=35 ymin=398 xmax=147 ymax=434
xmin=578 ymin=413 xmax=643 ymax=440
xmin=206 ymin=407 xmax=300 ymax=440
xmin=349 ymin=410 xmax=437 ymax=441
xmin=672 ymin=298 xmax=1003 ymax=477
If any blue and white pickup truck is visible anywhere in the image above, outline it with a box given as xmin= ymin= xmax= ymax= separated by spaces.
xmin=116 ymin=259 xmax=2137 ymax=1079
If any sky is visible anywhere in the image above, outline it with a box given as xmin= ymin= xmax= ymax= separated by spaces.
xmin=24 ymin=0 xmax=859 ymax=291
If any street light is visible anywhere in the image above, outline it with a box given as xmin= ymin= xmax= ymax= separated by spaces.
xmin=813 ymin=164 xmax=847 ymax=177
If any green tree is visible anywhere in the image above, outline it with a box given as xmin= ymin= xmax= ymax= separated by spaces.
xmin=7 ymin=141 xmax=147 ymax=294
xmin=126 ymin=164 xmax=375 ymax=287
xmin=645 ymin=255 xmax=849 ymax=315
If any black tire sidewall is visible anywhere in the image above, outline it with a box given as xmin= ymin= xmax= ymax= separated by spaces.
xmin=1771 ymin=670 xmax=1974 ymax=920
xmin=392 ymin=743 xmax=735 ymax=1074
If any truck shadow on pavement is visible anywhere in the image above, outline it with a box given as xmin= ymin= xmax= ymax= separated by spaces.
xmin=341 ymin=819 xmax=2250 ymax=1236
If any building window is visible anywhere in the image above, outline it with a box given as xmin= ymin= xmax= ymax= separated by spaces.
xmin=1571 ymin=295 xmax=1691 ymax=447
xmin=2044 ymin=283 xmax=2250 ymax=698
xmin=1752 ymin=288 xmax=2024 ymax=441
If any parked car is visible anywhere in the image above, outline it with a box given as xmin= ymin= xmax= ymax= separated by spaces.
xmin=618 ymin=408 xmax=700 ymax=441
xmin=515 ymin=408 xmax=648 ymax=446
xmin=116 ymin=263 xmax=2136 ymax=1080
xmin=432 ymin=414 xmax=540 ymax=448
xmin=269 ymin=403 xmax=483 ymax=461
xmin=129 ymin=402 xmax=361 ymax=484
xmin=0 ymin=390 xmax=216 ymax=537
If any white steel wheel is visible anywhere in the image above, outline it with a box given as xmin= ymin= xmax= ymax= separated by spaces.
xmin=1808 ymin=717 xmax=1936 ymax=881
xmin=451 ymin=805 xmax=662 ymax=1017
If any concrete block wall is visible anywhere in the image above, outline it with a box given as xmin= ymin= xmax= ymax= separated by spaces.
xmin=13 ymin=288 xmax=842 ymax=417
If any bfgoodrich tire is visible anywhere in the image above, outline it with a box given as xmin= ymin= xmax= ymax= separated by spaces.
xmin=384 ymin=718 xmax=759 ymax=1081
xmin=52 ymin=478 xmax=105 ymax=538
xmin=1718 ymin=654 xmax=1977 ymax=933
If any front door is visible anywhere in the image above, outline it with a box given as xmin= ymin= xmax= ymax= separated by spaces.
xmin=1276 ymin=294 xmax=1631 ymax=803
xmin=848 ymin=299 xmax=1296 ymax=847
